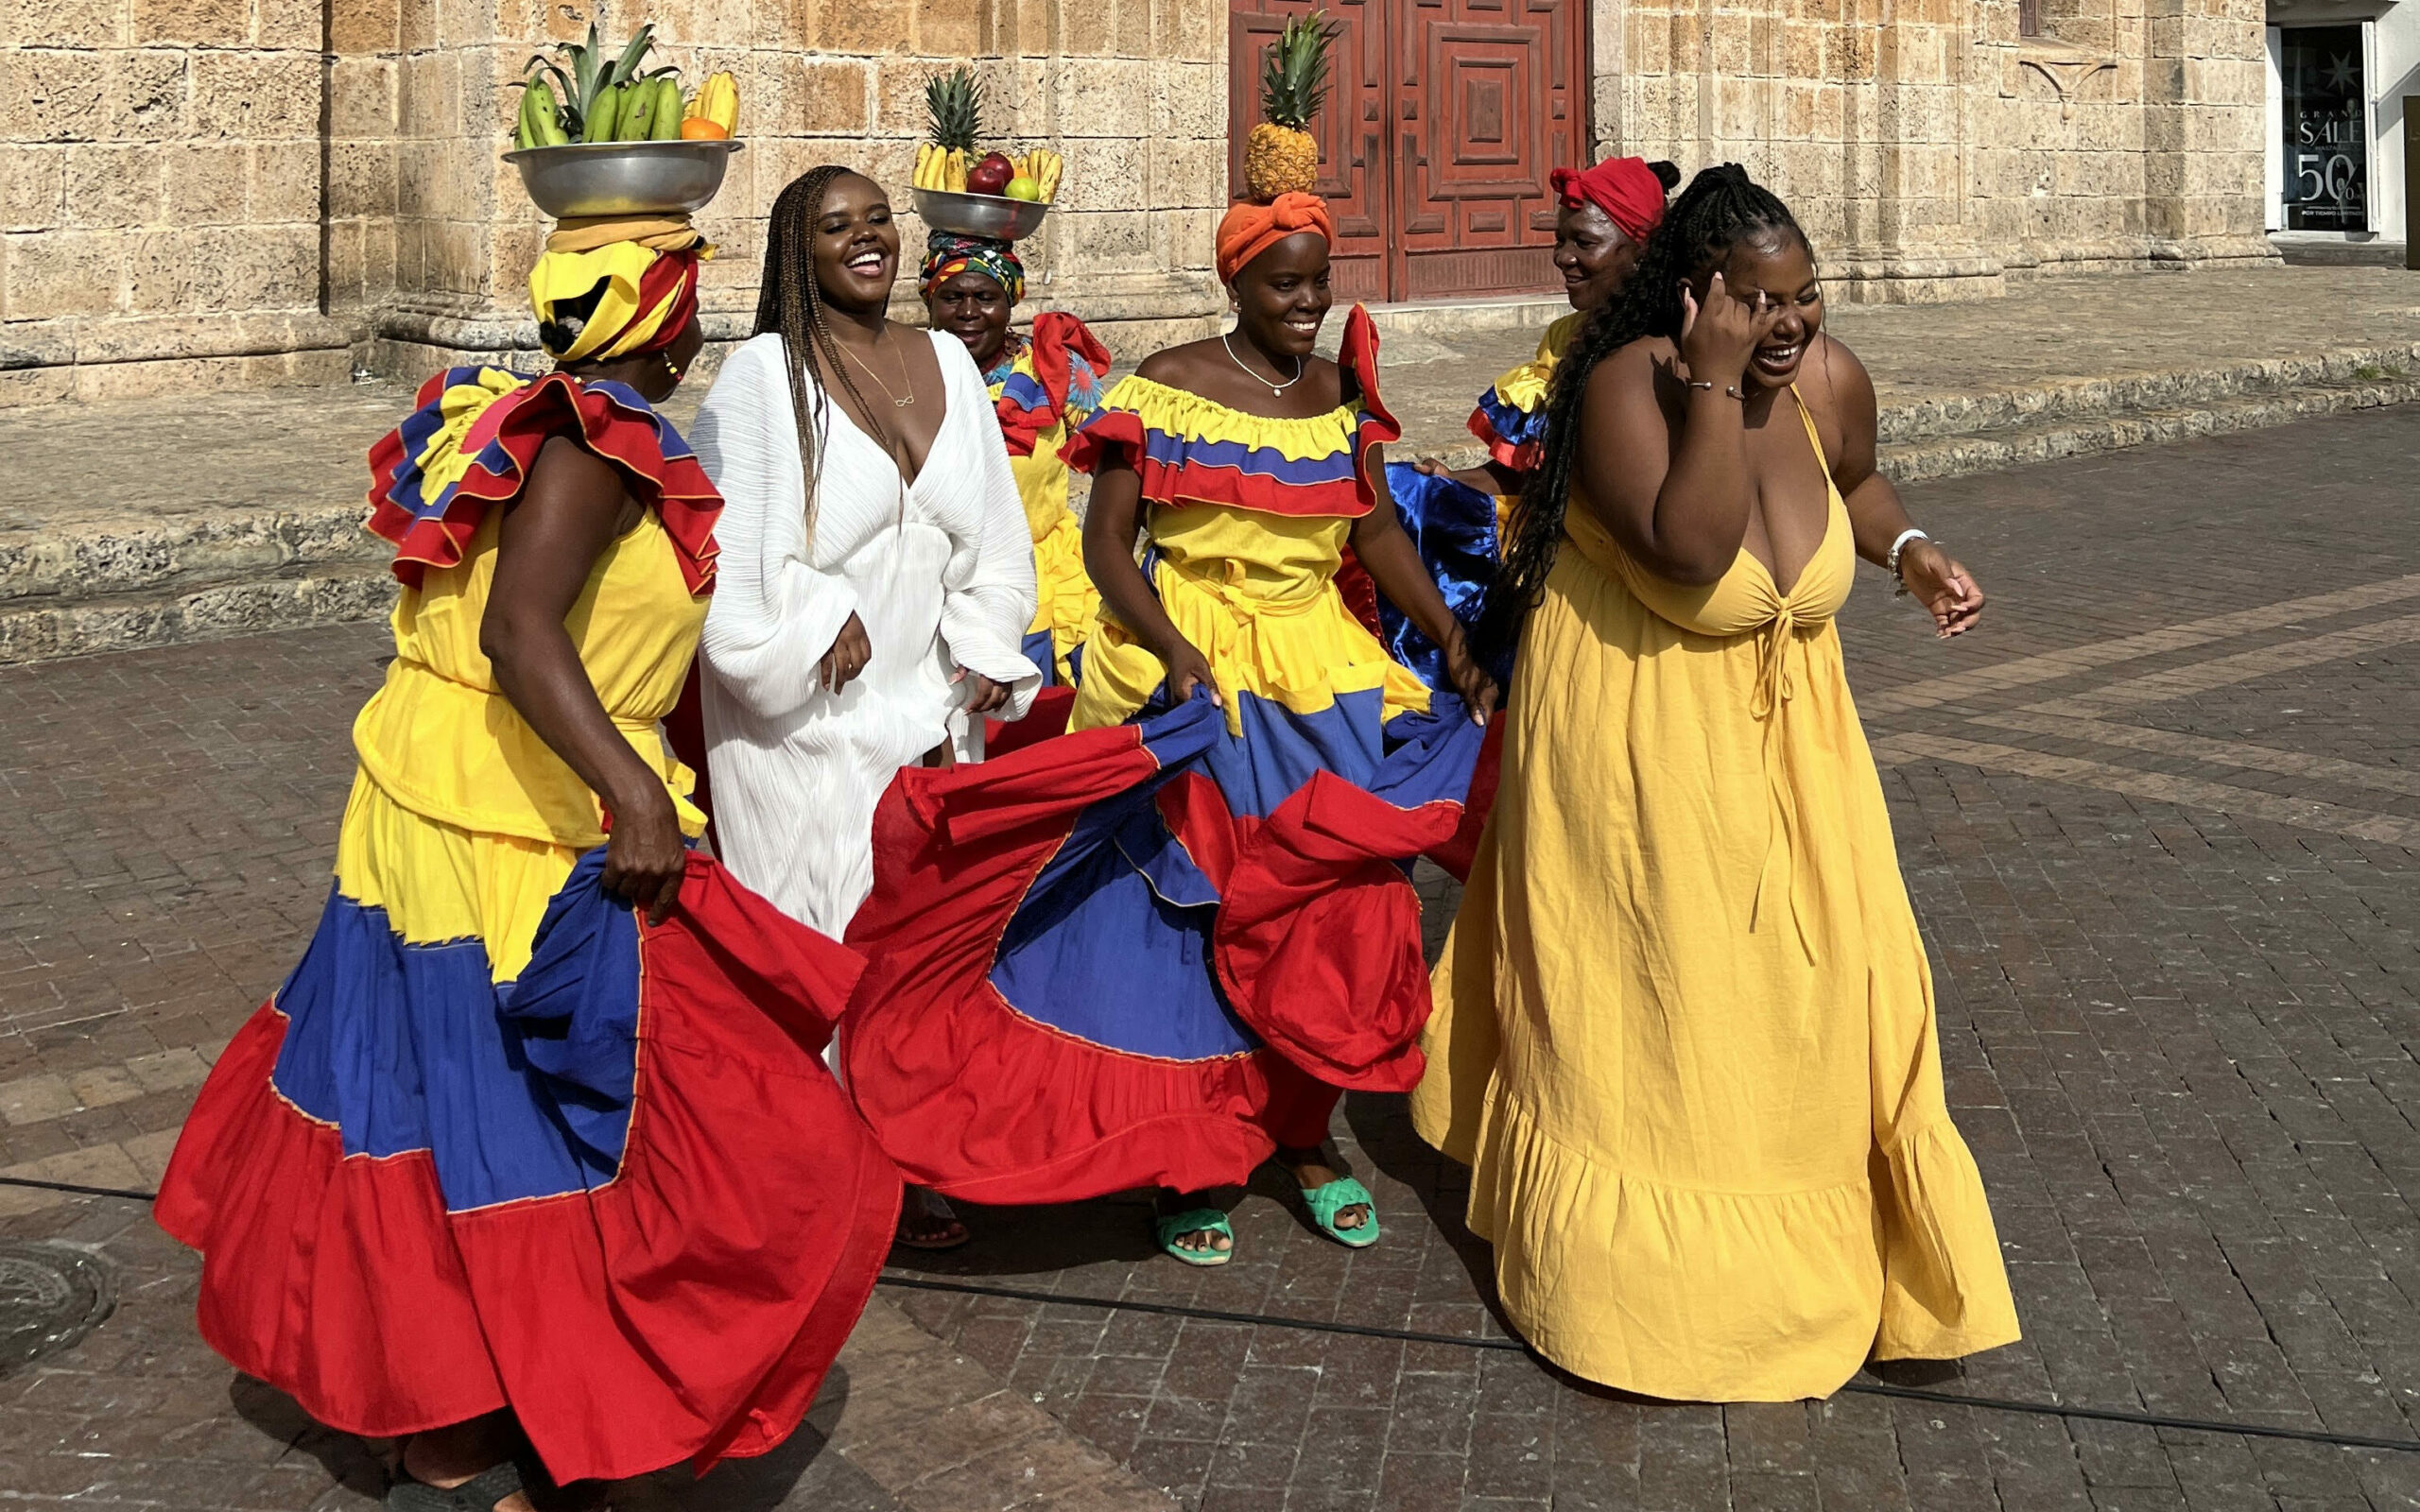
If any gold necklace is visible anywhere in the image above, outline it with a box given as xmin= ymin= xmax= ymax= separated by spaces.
xmin=838 ymin=328 xmax=915 ymax=408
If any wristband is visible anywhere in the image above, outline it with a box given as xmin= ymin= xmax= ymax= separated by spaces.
xmin=1885 ymin=527 xmax=1929 ymax=576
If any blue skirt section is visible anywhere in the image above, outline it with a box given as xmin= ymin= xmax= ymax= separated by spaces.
xmin=1380 ymin=464 xmax=1504 ymax=690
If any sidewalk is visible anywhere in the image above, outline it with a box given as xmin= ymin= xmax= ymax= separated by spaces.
xmin=1 ymin=266 xmax=2416 ymax=666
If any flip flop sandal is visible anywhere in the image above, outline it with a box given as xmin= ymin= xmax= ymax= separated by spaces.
xmin=1299 ymin=1177 xmax=1381 ymax=1248
xmin=388 ymin=1461 xmax=527 ymax=1512
xmin=1153 ymin=1207 xmax=1235 ymax=1267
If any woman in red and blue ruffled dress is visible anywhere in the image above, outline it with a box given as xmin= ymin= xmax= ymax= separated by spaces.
xmin=157 ymin=221 xmax=900 ymax=1510
xmin=840 ymin=195 xmax=1497 ymax=1267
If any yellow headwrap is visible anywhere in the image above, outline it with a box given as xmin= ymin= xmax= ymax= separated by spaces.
xmin=527 ymin=218 xmax=717 ymax=364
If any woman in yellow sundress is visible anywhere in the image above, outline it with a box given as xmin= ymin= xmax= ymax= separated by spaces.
xmin=1414 ymin=165 xmax=2020 ymax=1400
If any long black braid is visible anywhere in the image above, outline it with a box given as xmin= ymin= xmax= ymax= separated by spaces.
xmin=756 ymin=165 xmax=896 ymax=552
xmin=1474 ymin=163 xmax=1809 ymax=661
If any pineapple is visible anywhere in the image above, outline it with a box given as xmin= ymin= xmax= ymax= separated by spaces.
xmin=1244 ymin=11 xmax=1337 ymax=201
xmin=925 ymin=65 xmax=982 ymax=154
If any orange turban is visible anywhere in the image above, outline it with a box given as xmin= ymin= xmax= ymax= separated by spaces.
xmin=1216 ymin=193 xmax=1336 ymax=284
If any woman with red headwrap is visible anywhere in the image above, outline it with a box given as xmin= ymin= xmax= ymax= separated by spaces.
xmin=1372 ymin=157 xmax=1680 ymax=684
xmin=838 ymin=191 xmax=1499 ymax=1268
xmin=157 ymin=215 xmax=900 ymax=1509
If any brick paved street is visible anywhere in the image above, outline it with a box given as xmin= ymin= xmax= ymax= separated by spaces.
xmin=2 ymin=404 xmax=2419 ymax=1508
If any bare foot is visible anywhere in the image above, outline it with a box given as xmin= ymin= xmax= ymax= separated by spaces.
xmin=400 ymin=1417 xmax=535 ymax=1511
xmin=893 ymin=1186 xmax=971 ymax=1250
xmin=1277 ymin=1144 xmax=1370 ymax=1232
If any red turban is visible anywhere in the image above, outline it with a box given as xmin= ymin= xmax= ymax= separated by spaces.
xmin=1216 ymin=193 xmax=1336 ymax=284
xmin=1549 ymin=158 xmax=1668 ymax=247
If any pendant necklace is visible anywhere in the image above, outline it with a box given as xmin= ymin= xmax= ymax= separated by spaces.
xmin=1222 ymin=331 xmax=1305 ymax=398
xmin=842 ymin=329 xmax=916 ymax=408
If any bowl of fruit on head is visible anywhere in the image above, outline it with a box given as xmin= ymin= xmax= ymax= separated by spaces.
xmin=908 ymin=65 xmax=1062 ymax=241
xmin=504 ymin=23 xmax=744 ymax=217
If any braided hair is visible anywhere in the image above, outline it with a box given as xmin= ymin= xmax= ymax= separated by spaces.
xmin=756 ymin=165 xmax=897 ymax=553
xmin=1475 ymin=163 xmax=1808 ymax=660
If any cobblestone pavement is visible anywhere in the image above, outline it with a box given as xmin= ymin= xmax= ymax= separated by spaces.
xmin=0 ymin=404 xmax=2416 ymax=1508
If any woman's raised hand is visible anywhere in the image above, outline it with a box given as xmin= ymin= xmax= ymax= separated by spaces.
xmin=821 ymin=611 xmax=872 ymax=692
xmin=1678 ymin=272 xmax=1786 ymax=389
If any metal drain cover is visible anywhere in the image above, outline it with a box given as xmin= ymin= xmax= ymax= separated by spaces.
xmin=0 ymin=1242 xmax=116 ymax=1375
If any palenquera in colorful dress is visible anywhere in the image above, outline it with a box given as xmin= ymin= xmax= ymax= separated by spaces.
xmin=837 ymin=301 xmax=1488 ymax=1227
xmin=919 ymin=232 xmax=1111 ymax=690
xmin=156 ymin=229 xmax=901 ymax=1488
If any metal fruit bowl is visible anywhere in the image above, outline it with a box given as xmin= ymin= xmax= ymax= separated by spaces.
xmin=912 ymin=187 xmax=1049 ymax=242
xmin=504 ymin=140 xmax=744 ymax=218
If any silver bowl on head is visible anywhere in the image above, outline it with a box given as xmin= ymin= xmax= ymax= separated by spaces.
xmin=504 ymin=140 xmax=744 ymax=218
xmin=911 ymin=187 xmax=1049 ymax=242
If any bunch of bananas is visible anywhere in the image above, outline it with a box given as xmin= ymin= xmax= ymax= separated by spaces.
xmin=913 ymin=143 xmax=970 ymax=194
xmin=511 ymin=24 xmax=741 ymax=149
xmin=1011 ymin=149 xmax=1063 ymax=201
xmin=683 ymin=71 xmax=739 ymax=139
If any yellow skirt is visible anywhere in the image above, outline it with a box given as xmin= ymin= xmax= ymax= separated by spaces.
xmin=1412 ymin=544 xmax=2019 ymax=1400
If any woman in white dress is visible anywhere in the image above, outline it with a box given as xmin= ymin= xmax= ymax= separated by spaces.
xmin=692 ymin=165 xmax=1040 ymax=1247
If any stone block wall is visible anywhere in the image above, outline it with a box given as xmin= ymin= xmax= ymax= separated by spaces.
xmin=1598 ymin=0 xmax=2273 ymax=300
xmin=0 ymin=0 xmax=354 ymax=402
xmin=363 ymin=0 xmax=1234 ymax=379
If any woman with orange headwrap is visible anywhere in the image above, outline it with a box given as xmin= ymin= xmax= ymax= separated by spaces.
xmin=157 ymin=215 xmax=899 ymax=1509
xmin=839 ymin=188 xmax=1497 ymax=1269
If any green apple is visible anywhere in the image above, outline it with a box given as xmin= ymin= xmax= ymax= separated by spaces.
xmin=1004 ymin=176 xmax=1043 ymax=202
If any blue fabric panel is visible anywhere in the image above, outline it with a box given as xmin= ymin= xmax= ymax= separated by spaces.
xmin=1377 ymin=464 xmax=1500 ymax=691
xmin=1135 ymin=425 xmax=1359 ymax=489
xmin=496 ymin=849 xmax=640 ymax=1177
xmin=988 ymin=830 xmax=1258 ymax=1061
xmin=1373 ymin=693 xmax=1488 ymax=813
xmin=1022 ymin=628 xmax=1059 ymax=687
xmin=1203 ymin=686 xmax=1390 ymax=819
xmin=1475 ymin=387 xmax=1547 ymax=455
xmin=267 ymin=877 xmax=631 ymax=1212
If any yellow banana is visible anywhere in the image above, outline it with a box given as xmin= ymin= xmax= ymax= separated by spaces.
xmin=914 ymin=143 xmax=934 ymax=189
xmin=945 ymin=148 xmax=966 ymax=193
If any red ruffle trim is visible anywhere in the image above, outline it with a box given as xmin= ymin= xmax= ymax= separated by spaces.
xmin=1466 ymin=408 xmax=1542 ymax=473
xmin=365 ymin=370 xmax=722 ymax=596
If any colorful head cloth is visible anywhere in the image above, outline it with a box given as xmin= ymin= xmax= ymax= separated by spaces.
xmin=1548 ymin=158 xmax=1669 ymax=247
xmin=528 ymin=216 xmax=714 ymax=364
xmin=1215 ymin=193 xmax=1335 ymax=285
xmin=920 ymin=231 xmax=1026 ymax=304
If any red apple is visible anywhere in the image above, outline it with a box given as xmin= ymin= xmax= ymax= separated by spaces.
xmin=967 ymin=151 xmax=1015 ymax=197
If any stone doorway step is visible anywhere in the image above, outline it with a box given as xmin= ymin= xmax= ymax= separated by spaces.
xmin=1 ymin=266 xmax=2415 ymax=666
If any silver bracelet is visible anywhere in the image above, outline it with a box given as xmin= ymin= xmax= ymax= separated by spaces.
xmin=1685 ymin=379 xmax=1746 ymax=401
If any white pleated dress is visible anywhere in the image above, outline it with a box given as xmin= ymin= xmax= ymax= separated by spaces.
xmin=692 ymin=330 xmax=1041 ymax=937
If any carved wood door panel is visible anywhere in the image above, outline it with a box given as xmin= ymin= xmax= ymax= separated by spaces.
xmin=1390 ymin=0 xmax=1585 ymax=299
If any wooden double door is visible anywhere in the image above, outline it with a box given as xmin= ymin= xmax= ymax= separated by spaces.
xmin=1227 ymin=0 xmax=1588 ymax=303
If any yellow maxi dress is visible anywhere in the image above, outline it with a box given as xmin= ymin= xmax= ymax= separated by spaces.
xmin=1413 ymin=395 xmax=2020 ymax=1400
xmin=987 ymin=316 xmax=1109 ymax=687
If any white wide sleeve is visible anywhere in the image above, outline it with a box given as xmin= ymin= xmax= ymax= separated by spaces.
xmin=935 ymin=343 xmax=1044 ymax=722
xmin=693 ymin=337 xmax=859 ymax=718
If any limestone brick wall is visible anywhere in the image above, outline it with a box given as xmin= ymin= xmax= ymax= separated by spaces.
xmin=0 ymin=0 xmax=353 ymax=403
xmin=367 ymin=0 xmax=1233 ymax=378
xmin=1596 ymin=0 xmax=2273 ymax=300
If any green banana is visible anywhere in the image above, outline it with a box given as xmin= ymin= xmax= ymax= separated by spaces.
xmin=538 ymin=85 xmax=569 ymax=145
xmin=514 ymin=83 xmax=539 ymax=149
xmin=620 ymin=75 xmax=659 ymax=139
xmin=648 ymin=76 xmax=682 ymax=140
xmin=581 ymin=81 xmax=625 ymax=143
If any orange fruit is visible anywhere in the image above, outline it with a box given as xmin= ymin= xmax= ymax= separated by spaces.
xmin=680 ymin=117 xmax=730 ymax=141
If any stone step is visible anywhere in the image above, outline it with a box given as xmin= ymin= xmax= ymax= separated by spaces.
xmin=0 ymin=558 xmax=395 ymax=664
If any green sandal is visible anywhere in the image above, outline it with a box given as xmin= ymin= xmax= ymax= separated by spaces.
xmin=1154 ymin=1207 xmax=1235 ymax=1266
xmin=1299 ymin=1177 xmax=1381 ymax=1248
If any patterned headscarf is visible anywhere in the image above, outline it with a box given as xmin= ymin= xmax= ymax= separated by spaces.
xmin=527 ymin=216 xmax=714 ymax=364
xmin=920 ymin=231 xmax=1026 ymax=305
